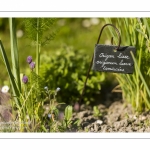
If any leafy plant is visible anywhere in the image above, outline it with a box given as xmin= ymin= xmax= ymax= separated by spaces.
xmin=57 ymin=105 xmax=73 ymax=132
xmin=24 ymin=18 xmax=56 ymax=75
xmin=40 ymin=46 xmax=105 ymax=105
xmin=93 ymin=106 xmax=102 ymax=117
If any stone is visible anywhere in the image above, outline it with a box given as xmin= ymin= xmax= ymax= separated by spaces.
xmin=113 ymin=119 xmax=128 ymax=130
xmin=94 ymin=123 xmax=99 ymax=132
xmin=96 ymin=120 xmax=103 ymax=125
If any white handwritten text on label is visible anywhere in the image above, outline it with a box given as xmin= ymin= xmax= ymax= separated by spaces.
xmin=117 ymin=53 xmax=129 ymax=59
xmin=119 ymin=59 xmax=131 ymax=66
xmin=99 ymin=53 xmax=114 ymax=61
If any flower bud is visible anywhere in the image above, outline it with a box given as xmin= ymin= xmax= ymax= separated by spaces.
xmin=26 ymin=56 xmax=32 ymax=64
xmin=29 ymin=62 xmax=35 ymax=70
xmin=22 ymin=75 xmax=28 ymax=84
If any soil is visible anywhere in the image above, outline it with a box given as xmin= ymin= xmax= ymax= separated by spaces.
xmin=71 ymin=99 xmax=150 ymax=132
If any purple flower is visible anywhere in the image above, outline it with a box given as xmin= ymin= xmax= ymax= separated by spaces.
xmin=27 ymin=56 xmax=32 ymax=64
xmin=29 ymin=62 xmax=35 ymax=70
xmin=22 ymin=75 xmax=28 ymax=84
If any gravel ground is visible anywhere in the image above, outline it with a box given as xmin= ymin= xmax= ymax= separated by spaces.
xmin=71 ymin=100 xmax=150 ymax=132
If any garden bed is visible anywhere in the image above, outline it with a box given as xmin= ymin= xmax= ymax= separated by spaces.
xmin=1 ymin=89 xmax=150 ymax=132
xmin=1 ymin=18 xmax=150 ymax=133
xmin=71 ymin=99 xmax=150 ymax=132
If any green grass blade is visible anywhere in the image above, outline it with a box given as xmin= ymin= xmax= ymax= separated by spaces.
xmin=131 ymin=51 xmax=150 ymax=97
xmin=9 ymin=18 xmax=21 ymax=92
xmin=0 ymin=40 xmax=21 ymax=108
xmin=143 ymin=18 xmax=150 ymax=39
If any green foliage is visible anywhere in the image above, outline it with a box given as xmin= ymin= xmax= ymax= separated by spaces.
xmin=0 ymin=18 xmax=103 ymax=84
xmin=40 ymin=46 xmax=105 ymax=105
xmin=13 ymin=64 xmax=74 ymax=132
xmin=93 ymin=106 xmax=102 ymax=117
xmin=24 ymin=18 xmax=57 ymax=75
xmin=57 ymin=105 xmax=73 ymax=132
xmin=104 ymin=18 xmax=150 ymax=112
xmin=24 ymin=18 xmax=56 ymax=46
xmin=0 ymin=18 xmax=77 ymax=132
xmin=64 ymin=105 xmax=73 ymax=122
xmin=0 ymin=18 xmax=8 ymax=31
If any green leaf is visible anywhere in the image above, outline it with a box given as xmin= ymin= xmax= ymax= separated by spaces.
xmin=93 ymin=106 xmax=102 ymax=117
xmin=64 ymin=105 xmax=73 ymax=121
xmin=0 ymin=40 xmax=21 ymax=108
xmin=9 ymin=18 xmax=21 ymax=92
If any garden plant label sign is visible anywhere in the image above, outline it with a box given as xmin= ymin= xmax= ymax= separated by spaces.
xmin=92 ymin=44 xmax=136 ymax=74
xmin=80 ymin=24 xmax=136 ymax=104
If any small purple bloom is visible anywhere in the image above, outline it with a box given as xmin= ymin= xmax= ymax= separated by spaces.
xmin=27 ymin=56 xmax=32 ymax=64
xmin=29 ymin=62 xmax=35 ymax=70
xmin=22 ymin=75 xmax=28 ymax=84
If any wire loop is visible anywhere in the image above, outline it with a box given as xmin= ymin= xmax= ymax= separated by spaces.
xmin=97 ymin=23 xmax=121 ymax=50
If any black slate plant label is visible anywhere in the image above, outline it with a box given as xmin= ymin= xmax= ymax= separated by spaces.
xmin=92 ymin=44 xmax=136 ymax=74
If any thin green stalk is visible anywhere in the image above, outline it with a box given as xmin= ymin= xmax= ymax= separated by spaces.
xmin=134 ymin=19 xmax=145 ymax=110
xmin=36 ymin=18 xmax=40 ymax=75
xmin=143 ymin=18 xmax=150 ymax=38
xmin=131 ymin=51 xmax=150 ymax=98
xmin=124 ymin=18 xmax=131 ymax=45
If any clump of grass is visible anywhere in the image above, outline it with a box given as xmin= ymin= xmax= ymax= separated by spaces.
xmin=104 ymin=18 xmax=150 ymax=112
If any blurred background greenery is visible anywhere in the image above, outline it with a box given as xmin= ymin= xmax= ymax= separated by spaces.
xmin=0 ymin=18 xmax=117 ymax=105
xmin=0 ymin=18 xmax=109 ymax=80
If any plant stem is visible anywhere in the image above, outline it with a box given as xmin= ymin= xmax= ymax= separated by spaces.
xmin=36 ymin=18 xmax=40 ymax=75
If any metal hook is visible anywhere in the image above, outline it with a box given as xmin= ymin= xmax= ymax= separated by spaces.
xmin=97 ymin=23 xmax=121 ymax=50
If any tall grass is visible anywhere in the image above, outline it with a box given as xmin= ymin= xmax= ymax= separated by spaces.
xmin=104 ymin=18 xmax=150 ymax=112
